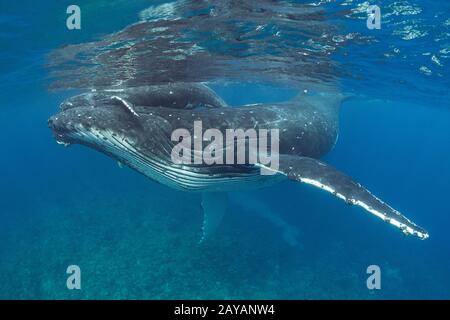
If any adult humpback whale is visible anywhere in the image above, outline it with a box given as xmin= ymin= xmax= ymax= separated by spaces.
xmin=48 ymin=83 xmax=429 ymax=240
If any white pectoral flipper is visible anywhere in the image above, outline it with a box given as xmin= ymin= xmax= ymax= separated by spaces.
xmin=273 ymin=155 xmax=429 ymax=240
xmin=200 ymin=192 xmax=227 ymax=243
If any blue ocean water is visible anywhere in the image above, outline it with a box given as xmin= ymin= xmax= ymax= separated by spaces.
xmin=0 ymin=1 xmax=449 ymax=299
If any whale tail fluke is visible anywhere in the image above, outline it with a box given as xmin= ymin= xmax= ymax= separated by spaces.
xmin=229 ymin=193 xmax=302 ymax=247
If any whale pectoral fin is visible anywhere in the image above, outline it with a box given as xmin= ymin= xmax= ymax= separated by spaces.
xmin=274 ymin=155 xmax=429 ymax=240
xmin=200 ymin=192 xmax=227 ymax=243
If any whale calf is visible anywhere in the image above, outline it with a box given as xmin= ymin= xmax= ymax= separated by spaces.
xmin=48 ymin=83 xmax=429 ymax=240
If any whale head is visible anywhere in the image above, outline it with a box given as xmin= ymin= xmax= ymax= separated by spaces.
xmin=48 ymin=93 xmax=144 ymax=150
xmin=49 ymin=83 xmax=226 ymax=148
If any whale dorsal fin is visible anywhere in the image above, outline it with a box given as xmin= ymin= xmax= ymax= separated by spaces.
xmin=261 ymin=155 xmax=429 ymax=240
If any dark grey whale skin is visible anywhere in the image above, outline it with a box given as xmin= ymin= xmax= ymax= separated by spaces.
xmin=51 ymin=83 xmax=339 ymax=161
xmin=59 ymin=83 xmax=228 ymax=112
xmin=48 ymin=83 xmax=428 ymax=240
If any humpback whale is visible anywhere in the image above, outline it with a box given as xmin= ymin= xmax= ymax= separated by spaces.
xmin=48 ymin=83 xmax=429 ymax=241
